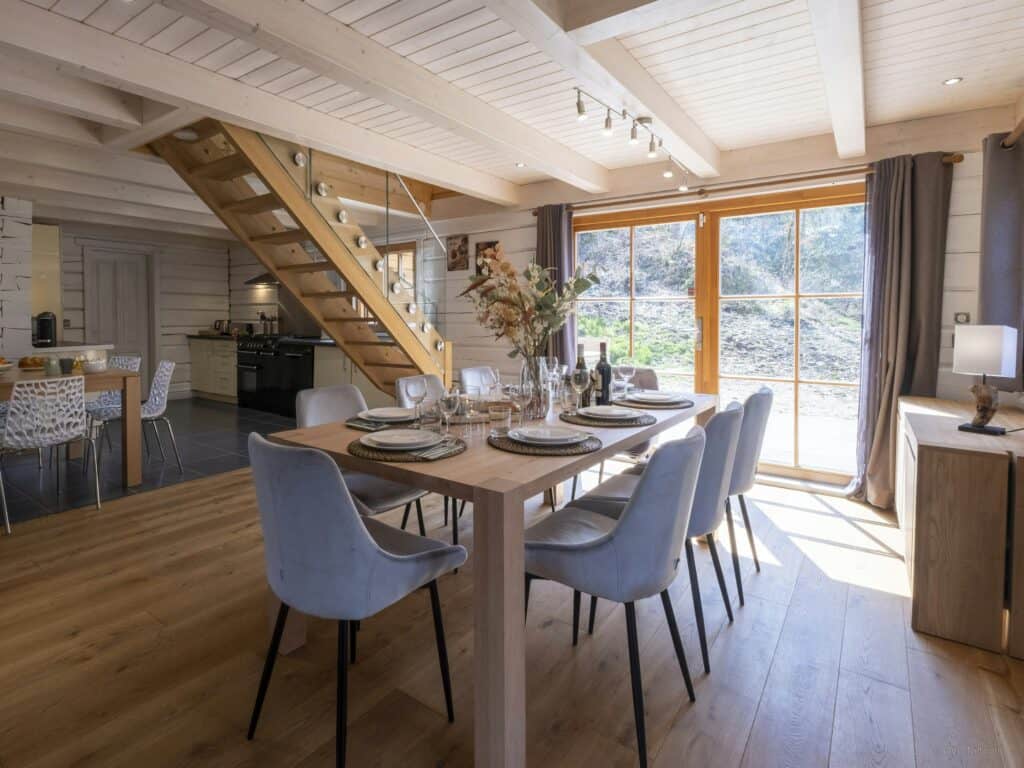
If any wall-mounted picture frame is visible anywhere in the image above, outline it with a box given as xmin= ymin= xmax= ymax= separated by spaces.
xmin=446 ymin=234 xmax=469 ymax=271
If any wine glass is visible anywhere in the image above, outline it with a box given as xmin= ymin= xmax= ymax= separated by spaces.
xmin=406 ymin=378 xmax=427 ymax=425
xmin=439 ymin=385 xmax=460 ymax=436
xmin=465 ymin=385 xmax=483 ymax=434
xmin=510 ymin=382 xmax=532 ymax=425
xmin=616 ymin=357 xmax=636 ymax=397
xmin=570 ymin=368 xmax=590 ymax=414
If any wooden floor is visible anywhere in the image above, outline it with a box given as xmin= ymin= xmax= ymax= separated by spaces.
xmin=1 ymin=467 xmax=1022 ymax=768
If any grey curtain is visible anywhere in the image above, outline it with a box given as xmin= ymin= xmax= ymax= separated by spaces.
xmin=536 ymin=204 xmax=575 ymax=366
xmin=851 ymin=153 xmax=953 ymax=508
xmin=978 ymin=132 xmax=1024 ymax=390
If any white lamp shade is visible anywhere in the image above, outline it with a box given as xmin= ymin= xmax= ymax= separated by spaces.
xmin=952 ymin=324 xmax=1018 ymax=377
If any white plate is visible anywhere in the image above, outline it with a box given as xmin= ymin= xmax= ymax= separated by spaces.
xmin=0 ymin=363 xmax=12 ymax=372
xmin=626 ymin=392 xmax=689 ymax=404
xmin=508 ymin=426 xmax=588 ymax=445
xmin=358 ymin=407 xmax=415 ymax=422
xmin=578 ymin=405 xmax=636 ymax=420
xmin=361 ymin=430 xmax=442 ymax=451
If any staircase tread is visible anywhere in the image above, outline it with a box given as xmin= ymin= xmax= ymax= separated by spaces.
xmin=252 ymin=230 xmax=310 ymax=246
xmin=189 ymin=153 xmax=251 ymax=181
xmin=222 ymin=194 xmax=281 ymax=214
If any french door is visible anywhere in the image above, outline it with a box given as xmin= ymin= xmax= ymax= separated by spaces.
xmin=574 ymin=184 xmax=865 ymax=482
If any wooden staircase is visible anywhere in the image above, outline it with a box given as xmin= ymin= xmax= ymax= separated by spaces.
xmin=150 ymin=120 xmax=451 ymax=394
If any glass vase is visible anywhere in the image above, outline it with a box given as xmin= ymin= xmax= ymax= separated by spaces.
xmin=520 ymin=356 xmax=546 ymax=420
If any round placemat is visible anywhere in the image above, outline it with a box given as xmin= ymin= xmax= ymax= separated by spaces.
xmin=487 ymin=433 xmax=602 ymax=456
xmin=560 ymin=412 xmax=656 ymax=428
xmin=614 ymin=398 xmax=695 ymax=411
xmin=348 ymin=436 xmax=467 ymax=462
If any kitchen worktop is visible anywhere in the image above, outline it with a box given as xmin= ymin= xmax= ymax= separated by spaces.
xmin=22 ymin=343 xmax=115 ymax=356
xmin=186 ymin=334 xmax=337 ymax=347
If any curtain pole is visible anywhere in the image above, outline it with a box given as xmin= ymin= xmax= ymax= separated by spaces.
xmin=533 ymin=154 xmax=963 ymax=215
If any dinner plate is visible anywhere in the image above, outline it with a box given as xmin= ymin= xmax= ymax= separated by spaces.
xmin=625 ymin=392 xmax=690 ymax=404
xmin=361 ymin=429 xmax=442 ymax=451
xmin=578 ymin=405 xmax=637 ymax=420
xmin=508 ymin=426 xmax=588 ymax=445
xmin=358 ymin=407 xmax=415 ymax=422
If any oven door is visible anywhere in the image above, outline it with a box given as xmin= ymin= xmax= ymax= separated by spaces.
xmin=236 ymin=352 xmax=264 ymax=410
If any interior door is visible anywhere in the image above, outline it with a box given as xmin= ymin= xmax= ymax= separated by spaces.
xmin=84 ymin=249 xmax=152 ymax=397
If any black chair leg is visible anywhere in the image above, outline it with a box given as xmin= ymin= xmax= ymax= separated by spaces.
xmin=706 ymin=533 xmax=733 ymax=622
xmin=660 ymin=591 xmax=695 ymax=702
xmin=415 ymin=498 xmax=426 ymax=537
xmin=349 ymin=620 xmax=357 ymax=665
xmin=428 ymin=581 xmax=455 ymax=722
xmin=739 ymin=494 xmax=761 ymax=572
xmin=572 ymin=589 xmax=581 ymax=646
xmin=248 ymin=602 xmax=289 ymax=740
xmin=400 ymin=502 xmax=411 ymax=530
xmin=587 ymin=594 xmax=597 ymax=635
xmin=725 ymin=498 xmax=745 ymax=606
xmin=337 ymin=620 xmax=349 ymax=768
xmin=458 ymin=499 xmax=466 ymax=518
xmin=624 ymin=602 xmax=648 ymax=768
xmin=685 ymin=539 xmax=709 ymax=674
xmin=524 ymin=574 xmax=533 ymax=621
xmin=443 ymin=496 xmax=449 ymax=527
xmin=570 ymin=474 xmax=578 ymax=501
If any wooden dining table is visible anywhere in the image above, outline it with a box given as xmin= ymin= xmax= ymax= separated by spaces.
xmin=0 ymin=367 xmax=142 ymax=488
xmin=270 ymin=393 xmax=717 ymax=767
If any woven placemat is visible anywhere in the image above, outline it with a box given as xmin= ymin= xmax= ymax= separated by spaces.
xmin=487 ymin=433 xmax=602 ymax=456
xmin=613 ymin=398 xmax=695 ymax=411
xmin=348 ymin=436 xmax=467 ymax=462
xmin=560 ymin=412 xmax=656 ymax=428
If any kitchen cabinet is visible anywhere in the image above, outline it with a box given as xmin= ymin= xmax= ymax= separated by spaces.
xmin=189 ymin=338 xmax=237 ymax=402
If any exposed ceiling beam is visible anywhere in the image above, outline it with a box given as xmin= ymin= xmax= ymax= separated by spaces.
xmin=481 ymin=0 xmax=720 ymax=177
xmin=561 ymin=0 xmax=721 ymax=46
xmin=806 ymin=0 xmax=866 ymax=158
xmin=0 ymin=99 xmax=102 ymax=147
xmin=0 ymin=0 xmax=520 ymax=207
xmin=0 ymin=129 xmax=193 ymax=192
xmin=33 ymin=204 xmax=234 ymax=240
xmin=0 ymin=49 xmax=141 ymax=130
xmin=100 ymin=101 xmax=199 ymax=152
xmin=164 ymin=0 xmax=608 ymax=194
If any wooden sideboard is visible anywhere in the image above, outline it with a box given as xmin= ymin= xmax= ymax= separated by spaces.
xmin=898 ymin=397 xmax=1024 ymax=656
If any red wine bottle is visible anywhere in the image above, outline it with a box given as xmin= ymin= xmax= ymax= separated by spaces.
xmin=595 ymin=342 xmax=612 ymax=405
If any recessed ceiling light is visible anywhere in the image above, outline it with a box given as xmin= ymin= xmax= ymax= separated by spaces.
xmin=662 ymin=165 xmax=674 ymax=179
xmin=515 ymin=161 xmax=526 ymax=168
xmin=943 ymin=77 xmax=963 ymax=86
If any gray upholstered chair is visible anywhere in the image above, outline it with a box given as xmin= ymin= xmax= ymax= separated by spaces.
xmin=725 ymin=387 xmax=773 ymax=606
xmin=524 ymin=429 xmax=705 ymax=768
xmin=246 ymin=434 xmax=466 ymax=768
xmin=395 ymin=374 xmax=464 ymax=544
xmin=295 ymin=384 xmax=430 ymax=535
xmin=571 ymin=403 xmax=744 ymax=674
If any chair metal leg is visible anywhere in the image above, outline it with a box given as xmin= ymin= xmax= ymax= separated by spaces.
xmin=0 ymin=464 xmax=10 ymax=535
xmin=400 ymin=502 xmax=411 ymax=530
xmin=660 ymin=591 xmax=695 ymax=702
xmin=148 ymin=420 xmax=166 ymax=462
xmin=248 ymin=602 xmax=289 ymax=740
xmin=37 ymin=448 xmax=42 ymax=470
xmin=739 ymin=494 xmax=760 ymax=572
xmin=55 ymin=444 xmax=61 ymax=499
xmin=685 ymin=539 xmax=709 ymax=674
xmin=104 ymin=424 xmax=112 ymax=451
xmin=725 ymin=498 xmax=744 ymax=606
xmin=548 ymin=486 xmax=557 ymax=510
xmin=458 ymin=499 xmax=466 ymax=518
xmin=598 ymin=460 xmax=605 ymax=482
xmin=624 ymin=602 xmax=648 ymax=768
xmin=428 ymin=581 xmax=455 ymax=723
xmin=572 ymin=589 xmax=581 ymax=647
xmin=415 ymin=498 xmax=426 ymax=537
xmin=337 ymin=619 xmax=349 ymax=768
xmin=142 ymin=424 xmax=152 ymax=457
xmin=443 ymin=496 xmax=449 ymax=527
xmin=588 ymin=594 xmax=597 ymax=635
xmin=349 ymin=620 xmax=357 ymax=665
xmin=524 ymin=574 xmax=533 ymax=621
xmin=161 ymin=417 xmax=184 ymax=473
xmin=570 ymin=474 xmax=578 ymax=501
xmin=706 ymin=533 xmax=734 ymax=622
xmin=88 ymin=437 xmax=101 ymax=510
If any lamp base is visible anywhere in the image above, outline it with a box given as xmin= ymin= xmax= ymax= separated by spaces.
xmin=958 ymin=423 xmax=1006 ymax=436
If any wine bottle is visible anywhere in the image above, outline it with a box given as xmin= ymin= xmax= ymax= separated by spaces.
xmin=595 ymin=342 xmax=612 ymax=405
xmin=575 ymin=342 xmax=591 ymax=407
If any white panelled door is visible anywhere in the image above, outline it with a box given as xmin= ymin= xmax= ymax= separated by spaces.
xmin=83 ymin=249 xmax=151 ymax=397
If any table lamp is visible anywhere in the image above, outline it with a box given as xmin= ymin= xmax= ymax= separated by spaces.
xmin=953 ymin=324 xmax=1018 ymax=435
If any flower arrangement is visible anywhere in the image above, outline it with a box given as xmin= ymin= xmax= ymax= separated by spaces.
xmin=460 ymin=242 xmax=599 ymax=361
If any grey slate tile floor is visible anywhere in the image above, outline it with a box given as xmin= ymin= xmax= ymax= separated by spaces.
xmin=1 ymin=398 xmax=294 ymax=525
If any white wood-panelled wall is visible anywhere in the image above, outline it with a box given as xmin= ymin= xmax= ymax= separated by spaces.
xmin=61 ymin=228 xmax=230 ymax=396
xmin=228 ymin=246 xmax=278 ymax=326
xmin=0 ymin=196 xmax=32 ymax=356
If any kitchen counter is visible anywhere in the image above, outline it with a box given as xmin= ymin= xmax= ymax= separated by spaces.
xmin=20 ymin=343 xmax=114 ymax=357
xmin=187 ymin=334 xmax=236 ymax=342
xmin=185 ymin=335 xmax=337 ymax=346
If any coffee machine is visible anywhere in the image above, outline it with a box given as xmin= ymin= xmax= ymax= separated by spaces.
xmin=32 ymin=312 xmax=57 ymax=348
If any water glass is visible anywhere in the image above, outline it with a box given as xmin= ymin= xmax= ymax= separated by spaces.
xmin=488 ymin=402 xmax=512 ymax=429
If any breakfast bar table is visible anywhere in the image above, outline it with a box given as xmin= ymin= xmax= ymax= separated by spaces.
xmin=0 ymin=367 xmax=142 ymax=488
xmin=270 ymin=394 xmax=716 ymax=767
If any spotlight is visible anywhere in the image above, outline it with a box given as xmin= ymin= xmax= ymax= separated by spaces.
xmin=662 ymin=165 xmax=674 ymax=179
xmin=678 ymin=170 xmax=690 ymax=192
xmin=602 ymin=109 xmax=613 ymax=136
xmin=629 ymin=120 xmax=638 ymax=144
xmin=576 ymin=90 xmax=587 ymax=121
xmin=647 ymin=135 xmax=657 ymax=158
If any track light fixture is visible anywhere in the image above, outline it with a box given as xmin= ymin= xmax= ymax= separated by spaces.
xmin=576 ymin=89 xmax=587 ymax=121
xmin=678 ymin=170 xmax=690 ymax=192
xmin=629 ymin=120 xmax=638 ymax=144
xmin=647 ymin=134 xmax=658 ymax=158
xmin=603 ymin=108 xmax=613 ymax=136
xmin=662 ymin=165 xmax=674 ymax=179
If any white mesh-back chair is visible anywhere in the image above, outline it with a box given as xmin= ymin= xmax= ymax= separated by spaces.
xmin=1 ymin=376 xmax=100 ymax=533
xmin=87 ymin=354 xmax=142 ymax=450
xmin=141 ymin=361 xmax=182 ymax=473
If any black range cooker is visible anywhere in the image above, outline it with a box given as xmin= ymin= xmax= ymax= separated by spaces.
xmin=236 ymin=336 xmax=314 ymax=418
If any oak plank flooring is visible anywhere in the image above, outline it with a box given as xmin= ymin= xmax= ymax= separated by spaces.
xmin=1 ymin=472 xmax=1022 ymax=766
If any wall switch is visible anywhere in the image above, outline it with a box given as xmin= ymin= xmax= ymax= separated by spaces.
xmin=954 ymin=312 xmax=970 ymax=324
xmin=62 ymin=318 xmax=71 ymax=329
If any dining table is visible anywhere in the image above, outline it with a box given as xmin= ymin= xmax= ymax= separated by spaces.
xmin=269 ymin=393 xmax=717 ymax=767
xmin=0 ymin=366 xmax=142 ymax=488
